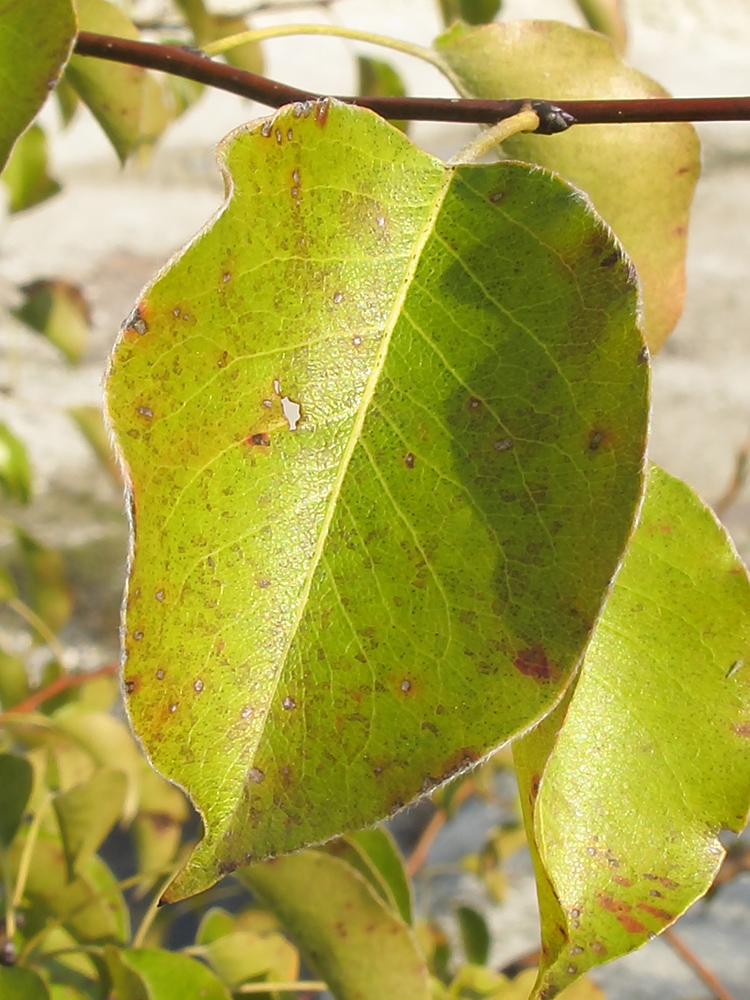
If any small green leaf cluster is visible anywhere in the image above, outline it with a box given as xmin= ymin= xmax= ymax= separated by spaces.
xmin=1 ymin=1 xmax=749 ymax=999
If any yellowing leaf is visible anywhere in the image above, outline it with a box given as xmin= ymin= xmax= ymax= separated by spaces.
xmin=435 ymin=20 xmax=700 ymax=350
xmin=239 ymin=850 xmax=430 ymax=1000
xmin=514 ymin=466 xmax=750 ymax=996
xmin=105 ymin=100 xmax=649 ymax=900
xmin=0 ymin=0 xmax=75 ymax=172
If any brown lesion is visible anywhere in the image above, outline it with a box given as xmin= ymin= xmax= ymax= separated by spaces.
xmin=514 ymin=644 xmax=559 ymax=682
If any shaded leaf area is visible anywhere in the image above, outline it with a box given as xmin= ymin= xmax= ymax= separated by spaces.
xmin=239 ymin=849 xmax=430 ymax=1000
xmin=438 ymin=0 xmax=501 ymax=27
xmin=13 ymin=280 xmax=90 ymax=363
xmin=574 ymin=0 xmax=627 ymax=52
xmin=1 ymin=126 xmax=61 ymax=214
xmin=0 ymin=753 xmax=33 ymax=847
xmin=435 ymin=20 xmax=700 ymax=351
xmin=105 ymin=100 xmax=648 ymax=900
xmin=0 ymin=423 xmax=33 ymax=504
xmin=14 ymin=530 xmax=72 ymax=633
xmin=68 ymin=406 xmax=122 ymax=486
xmin=434 ymin=965 xmax=605 ymax=998
xmin=514 ymin=466 xmax=750 ymax=998
xmin=358 ymin=57 xmax=409 ymax=133
xmin=65 ymin=0 xmax=176 ymax=162
xmin=0 ymin=0 xmax=75 ymax=172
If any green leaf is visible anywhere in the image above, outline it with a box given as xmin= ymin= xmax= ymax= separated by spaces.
xmin=106 ymin=947 xmax=232 ymax=1000
xmin=0 ymin=967 xmax=51 ymax=1000
xmin=55 ymin=77 xmax=80 ymax=128
xmin=53 ymin=768 xmax=128 ymax=878
xmin=1 ymin=125 xmax=61 ymax=214
xmin=196 ymin=907 xmax=236 ymax=945
xmin=435 ymin=20 xmax=700 ymax=351
xmin=575 ymin=0 xmax=627 ymax=52
xmin=13 ymin=280 xmax=90 ymax=363
xmin=456 ymin=905 xmax=490 ymax=966
xmin=51 ymin=708 xmax=143 ymax=822
xmin=198 ymin=929 xmax=299 ymax=988
xmin=0 ymin=646 xmax=31 ymax=709
xmin=0 ymin=423 xmax=33 ymax=504
xmin=348 ymin=827 xmax=412 ymax=925
xmin=438 ymin=0 xmax=501 ymax=27
xmin=15 ymin=530 xmax=72 ymax=632
xmin=0 ymin=753 xmax=34 ymax=847
xmin=0 ymin=0 xmax=76 ymax=172
xmin=514 ymin=465 xmax=750 ymax=997
xmin=358 ymin=57 xmax=408 ymax=133
xmin=239 ymin=849 xmax=431 ymax=1000
xmin=10 ymin=831 xmax=130 ymax=945
xmin=65 ymin=0 xmax=174 ymax=163
xmin=105 ymin=99 xmax=648 ymax=900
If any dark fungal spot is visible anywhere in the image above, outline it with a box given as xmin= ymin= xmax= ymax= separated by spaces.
xmin=125 ymin=678 xmax=137 ymax=694
xmin=600 ymin=250 xmax=620 ymax=268
xmin=514 ymin=644 xmax=557 ymax=681
xmin=637 ymin=345 xmax=650 ymax=366
xmin=156 ymin=669 xmax=165 ymax=680
xmin=260 ymin=121 xmax=272 ymax=137
xmin=400 ymin=679 xmax=412 ymax=693
xmin=282 ymin=696 xmax=296 ymax=710
xmin=316 ymin=97 xmax=330 ymax=127
xmin=489 ymin=190 xmax=504 ymax=203
xmin=133 ymin=629 xmax=144 ymax=641
xmin=493 ymin=437 xmax=513 ymax=452
xmin=468 ymin=396 xmax=481 ymax=411
xmin=404 ymin=452 xmax=415 ymax=469
xmin=124 ymin=305 xmax=148 ymax=336
xmin=248 ymin=433 xmax=270 ymax=447
xmin=249 ymin=767 xmax=265 ymax=784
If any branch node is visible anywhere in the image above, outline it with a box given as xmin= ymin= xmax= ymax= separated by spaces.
xmin=530 ymin=101 xmax=577 ymax=135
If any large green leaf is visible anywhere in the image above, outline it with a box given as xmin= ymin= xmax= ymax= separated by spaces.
xmin=514 ymin=465 xmax=750 ymax=997
xmin=435 ymin=20 xmax=700 ymax=351
xmin=105 ymin=99 xmax=649 ymax=900
xmin=0 ymin=0 xmax=75 ymax=172
xmin=1 ymin=125 xmax=61 ymax=213
xmin=65 ymin=0 xmax=174 ymax=163
xmin=0 ymin=753 xmax=34 ymax=848
xmin=239 ymin=850 xmax=430 ymax=1000
xmin=53 ymin=768 xmax=128 ymax=878
xmin=0 ymin=967 xmax=51 ymax=1000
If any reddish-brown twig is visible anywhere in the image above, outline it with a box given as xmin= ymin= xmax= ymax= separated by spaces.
xmin=0 ymin=663 xmax=119 ymax=722
xmin=74 ymin=32 xmax=750 ymax=127
xmin=663 ymin=927 xmax=739 ymax=1000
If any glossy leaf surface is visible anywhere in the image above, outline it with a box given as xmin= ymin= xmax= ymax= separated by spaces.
xmin=436 ymin=20 xmax=700 ymax=350
xmin=514 ymin=466 xmax=750 ymax=997
xmin=239 ymin=849 xmax=430 ymax=1000
xmin=105 ymin=100 xmax=648 ymax=899
xmin=0 ymin=0 xmax=75 ymax=171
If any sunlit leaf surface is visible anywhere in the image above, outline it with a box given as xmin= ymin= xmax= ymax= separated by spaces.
xmin=105 ymin=100 xmax=649 ymax=899
xmin=514 ymin=466 xmax=750 ymax=997
xmin=0 ymin=0 xmax=75 ymax=172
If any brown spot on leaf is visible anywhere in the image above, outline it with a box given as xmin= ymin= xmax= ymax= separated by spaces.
xmin=514 ymin=644 xmax=557 ymax=681
xmin=468 ymin=396 xmax=481 ymax=412
xmin=404 ymin=452 xmax=415 ymax=469
xmin=489 ymin=190 xmax=504 ymax=203
xmin=316 ymin=97 xmax=330 ymax=127
xmin=637 ymin=903 xmax=673 ymax=921
xmin=612 ymin=875 xmax=632 ymax=887
xmin=123 ymin=304 xmax=148 ymax=340
xmin=247 ymin=433 xmax=270 ymax=447
xmin=597 ymin=894 xmax=647 ymax=934
xmin=600 ymin=251 xmax=620 ymax=268
xmin=642 ymin=873 xmax=679 ymax=890
xmin=735 ymin=722 xmax=750 ymax=738
xmin=587 ymin=428 xmax=614 ymax=453
xmin=124 ymin=677 xmax=139 ymax=695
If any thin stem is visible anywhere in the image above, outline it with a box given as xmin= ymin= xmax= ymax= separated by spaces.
xmin=405 ymin=779 xmax=475 ymax=877
xmin=132 ymin=866 xmax=179 ymax=948
xmin=0 ymin=663 xmax=118 ymax=724
xmin=663 ymin=927 xmax=739 ymax=1000
xmin=449 ymin=107 xmax=540 ymax=164
xmin=202 ymin=22 xmax=464 ymax=92
xmin=237 ymin=983 xmax=328 ymax=994
xmin=5 ymin=596 xmax=68 ymax=669
xmin=73 ymin=33 xmax=750 ymax=125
